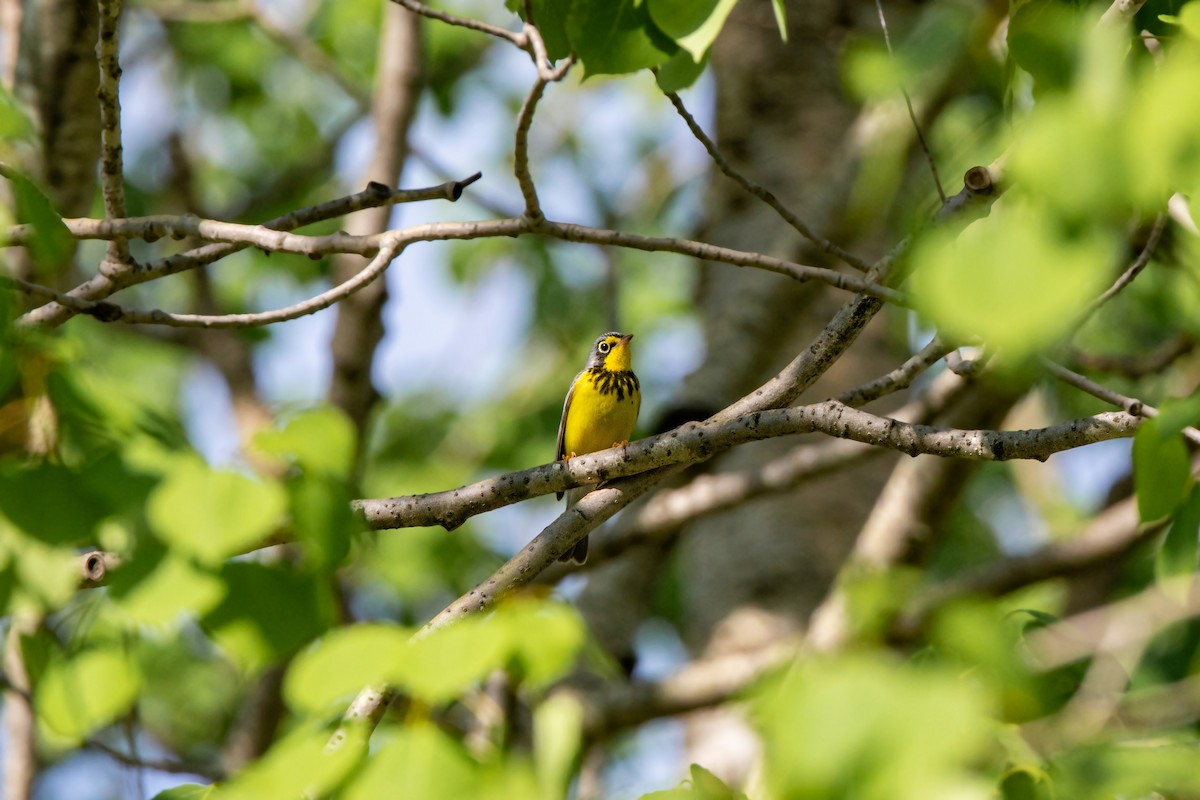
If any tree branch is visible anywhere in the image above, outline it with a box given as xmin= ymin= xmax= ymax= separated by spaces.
xmin=96 ymin=0 xmax=132 ymax=270
xmin=663 ymin=90 xmax=871 ymax=273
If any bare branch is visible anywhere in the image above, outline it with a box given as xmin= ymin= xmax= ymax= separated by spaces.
xmin=835 ymin=335 xmax=955 ymax=407
xmin=1069 ymin=336 xmax=1196 ymax=378
xmin=15 ymin=175 xmax=480 ymax=328
xmin=96 ymin=0 xmax=132 ymax=269
xmin=1079 ymin=213 xmax=1166 ymax=322
xmin=574 ymin=639 xmax=795 ymax=741
xmin=895 ymin=495 xmax=1165 ymax=639
xmin=86 ymin=738 xmax=224 ymax=781
xmin=664 ymin=90 xmax=872 ymax=273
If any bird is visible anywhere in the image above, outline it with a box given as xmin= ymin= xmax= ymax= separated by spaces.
xmin=555 ymin=332 xmax=641 ymax=564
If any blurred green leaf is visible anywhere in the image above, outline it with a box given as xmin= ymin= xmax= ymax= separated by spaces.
xmin=253 ymin=406 xmax=356 ymax=479
xmin=646 ymin=0 xmax=738 ymax=61
xmin=203 ymin=562 xmax=334 ymax=673
xmin=6 ymin=172 xmax=73 ymax=271
xmin=1007 ymin=0 xmax=1084 ymax=94
xmin=534 ymin=694 xmax=583 ymax=800
xmin=217 ymin=725 xmax=364 ymax=800
xmin=150 ymin=785 xmax=215 ymax=800
xmin=911 ymin=200 xmax=1115 ymax=358
xmin=109 ymin=554 xmax=227 ymax=627
xmin=771 ymin=0 xmax=787 ymax=41
xmin=37 ymin=645 xmax=140 ymax=744
xmin=753 ymin=654 xmax=993 ymax=800
xmin=567 ymin=0 xmax=675 ymax=77
xmin=147 ymin=459 xmax=287 ymax=565
xmin=1157 ymin=483 xmax=1200 ymax=583
xmin=0 ymin=461 xmax=107 ymax=544
xmin=1134 ymin=416 xmax=1191 ymax=521
xmin=999 ymin=764 xmax=1054 ymax=800
xmin=283 ymin=623 xmax=410 ymax=717
xmin=343 ymin=722 xmax=480 ymax=800
xmin=286 ymin=472 xmax=358 ymax=570
xmin=500 ymin=599 xmax=586 ymax=687
xmin=400 ymin=615 xmax=509 ymax=704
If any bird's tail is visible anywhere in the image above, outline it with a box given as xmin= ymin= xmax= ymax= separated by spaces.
xmin=557 ymin=486 xmax=589 ymax=564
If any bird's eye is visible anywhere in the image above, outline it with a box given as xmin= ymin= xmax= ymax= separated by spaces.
xmin=598 ymin=341 xmax=610 ymax=353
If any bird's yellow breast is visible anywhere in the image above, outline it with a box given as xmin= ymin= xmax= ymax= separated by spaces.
xmin=563 ymin=369 xmax=640 ymax=456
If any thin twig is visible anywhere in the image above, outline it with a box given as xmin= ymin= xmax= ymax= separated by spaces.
xmin=1069 ymin=336 xmax=1196 ymax=378
xmin=664 ymin=90 xmax=872 ymax=273
xmin=1043 ymin=358 xmax=1200 ymax=446
xmin=1080 ymin=212 xmax=1166 ymax=321
xmin=390 ymin=0 xmax=527 ymax=48
xmin=873 ymin=0 xmax=945 ymax=202
xmin=86 ymin=738 xmax=224 ymax=781
xmin=835 ymin=335 xmax=955 ymax=407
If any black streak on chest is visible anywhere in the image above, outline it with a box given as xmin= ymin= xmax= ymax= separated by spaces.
xmin=587 ymin=368 xmax=639 ymax=402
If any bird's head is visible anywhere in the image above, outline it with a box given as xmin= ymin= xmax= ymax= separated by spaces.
xmin=587 ymin=332 xmax=634 ymax=372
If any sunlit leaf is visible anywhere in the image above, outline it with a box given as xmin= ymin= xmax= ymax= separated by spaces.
xmin=286 ymin=472 xmax=357 ymax=570
xmin=534 ymin=694 xmax=583 ymax=800
xmin=217 ymin=725 xmax=364 ymax=800
xmin=753 ymin=654 xmax=993 ymax=800
xmin=507 ymin=0 xmax=572 ymax=61
xmin=109 ymin=554 xmax=227 ymax=627
xmin=399 ymin=615 xmax=509 ymax=704
xmin=150 ymin=785 xmax=215 ymax=800
xmin=343 ymin=723 xmax=480 ymax=800
xmin=646 ymin=0 xmax=738 ymax=61
xmin=37 ymin=646 xmax=140 ymax=744
xmin=147 ymin=459 xmax=287 ymax=565
xmin=911 ymin=200 xmax=1115 ymax=358
xmin=500 ymin=599 xmax=586 ymax=687
xmin=283 ymin=623 xmax=410 ymax=717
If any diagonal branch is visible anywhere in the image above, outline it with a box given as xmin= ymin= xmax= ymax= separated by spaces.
xmin=663 ymin=90 xmax=872 ymax=273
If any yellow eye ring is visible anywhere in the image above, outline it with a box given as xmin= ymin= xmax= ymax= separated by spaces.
xmin=598 ymin=341 xmax=610 ymax=353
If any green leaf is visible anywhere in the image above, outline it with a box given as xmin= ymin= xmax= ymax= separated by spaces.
xmin=1158 ymin=483 xmax=1200 ymax=583
xmin=203 ymin=562 xmax=334 ymax=673
xmin=507 ymin=0 xmax=572 ymax=61
xmin=6 ymin=172 xmax=73 ymax=271
xmin=999 ymin=765 xmax=1054 ymax=800
xmin=147 ymin=459 xmax=287 ymax=565
xmin=1007 ymin=0 xmax=1084 ymax=94
xmin=343 ymin=723 xmax=479 ymax=800
xmin=37 ymin=646 xmax=140 ymax=744
xmin=770 ymin=0 xmax=787 ymax=42
xmin=655 ymin=48 xmax=710 ymax=92
xmin=646 ymin=0 xmax=738 ymax=61
xmin=534 ymin=694 xmax=583 ymax=800
xmin=283 ymin=623 xmax=410 ymax=717
xmin=150 ymin=786 xmax=215 ymax=800
xmin=567 ymin=0 xmax=676 ymax=77
xmin=1134 ymin=416 xmax=1191 ymax=522
xmin=500 ymin=600 xmax=586 ymax=687
xmin=753 ymin=654 xmax=993 ymax=800
xmin=217 ymin=726 xmax=364 ymax=800
xmin=911 ymin=200 xmax=1115 ymax=358
xmin=0 ymin=462 xmax=107 ymax=544
xmin=399 ymin=615 xmax=509 ymax=704
xmin=286 ymin=472 xmax=357 ymax=570
xmin=253 ymin=406 xmax=357 ymax=479
xmin=109 ymin=554 xmax=227 ymax=627
xmin=690 ymin=764 xmax=745 ymax=799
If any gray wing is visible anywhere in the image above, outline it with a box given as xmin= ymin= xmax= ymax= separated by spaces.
xmin=555 ymin=371 xmax=582 ymax=499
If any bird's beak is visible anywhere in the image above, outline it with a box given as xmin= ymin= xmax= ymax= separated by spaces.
xmin=618 ymin=334 xmax=633 ymax=346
